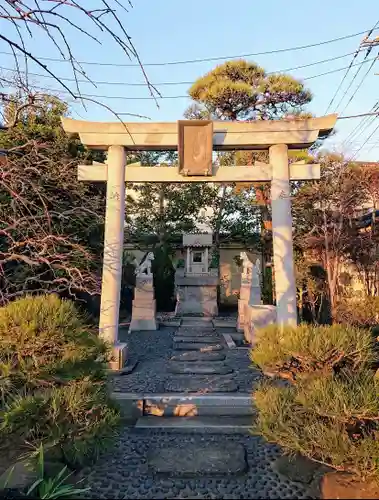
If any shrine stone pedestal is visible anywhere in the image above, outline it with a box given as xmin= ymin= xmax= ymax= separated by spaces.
xmin=244 ymin=305 xmax=277 ymax=345
xmin=175 ymin=270 xmax=218 ymax=317
xmin=174 ymin=233 xmax=218 ymax=317
xmin=129 ymin=276 xmax=158 ymax=332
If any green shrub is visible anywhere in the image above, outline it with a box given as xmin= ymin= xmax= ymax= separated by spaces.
xmin=252 ymin=323 xmax=379 ymax=481
xmin=0 ymin=295 xmax=119 ymax=468
xmin=335 ymin=295 xmax=379 ymax=328
xmin=251 ymin=323 xmax=374 ymax=381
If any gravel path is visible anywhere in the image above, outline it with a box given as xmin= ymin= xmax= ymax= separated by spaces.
xmin=113 ymin=326 xmax=262 ymax=394
xmin=113 ymin=327 xmax=175 ymax=393
xmin=97 ymin=324 xmax=317 ymax=499
xmin=78 ymin=429 xmax=311 ymax=499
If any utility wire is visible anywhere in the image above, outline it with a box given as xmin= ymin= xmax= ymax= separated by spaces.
xmin=0 ymin=52 xmax=357 ymax=87
xmin=351 ymin=121 xmax=379 ymax=159
xmin=0 ymin=28 xmax=376 ymax=67
xmin=28 ymin=57 xmax=377 ymax=102
xmin=342 ymin=101 xmax=379 ymax=145
xmin=324 ymin=21 xmax=379 ymax=113
xmin=334 ymin=53 xmax=376 ymax=112
xmin=324 ymin=50 xmax=362 ymax=113
xmin=338 ymin=53 xmax=378 ymax=114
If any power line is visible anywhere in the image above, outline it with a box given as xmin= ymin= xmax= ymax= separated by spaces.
xmin=0 ymin=51 xmax=357 ymax=87
xmin=324 ymin=21 xmax=379 ymax=114
xmin=28 ymin=57 xmax=376 ymax=101
xmin=324 ymin=51 xmax=362 ymax=113
xmin=338 ymin=111 xmax=379 ymax=119
xmin=0 ymin=28 xmax=375 ymax=68
xmin=351 ymin=121 xmax=379 ymax=159
xmin=304 ymin=57 xmax=375 ymax=80
xmin=342 ymin=98 xmax=379 ymax=147
xmin=339 ymin=55 xmax=378 ymax=114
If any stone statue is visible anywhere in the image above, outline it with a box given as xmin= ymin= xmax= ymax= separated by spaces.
xmin=135 ymin=252 xmax=154 ymax=277
xmin=240 ymin=251 xmax=253 ymax=281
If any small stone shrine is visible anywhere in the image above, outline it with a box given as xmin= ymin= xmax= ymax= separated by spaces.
xmin=129 ymin=252 xmax=158 ymax=332
xmin=175 ymin=233 xmax=218 ymax=317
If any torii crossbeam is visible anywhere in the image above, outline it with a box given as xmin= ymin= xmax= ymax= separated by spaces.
xmin=62 ymin=115 xmax=337 ymax=369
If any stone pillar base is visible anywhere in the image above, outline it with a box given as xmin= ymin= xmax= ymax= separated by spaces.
xmin=237 ymin=299 xmax=246 ymax=332
xmin=109 ymin=342 xmax=128 ymax=371
xmin=129 ymin=318 xmax=158 ymax=332
xmin=244 ymin=305 xmax=277 ymax=345
xmin=129 ymin=276 xmax=158 ymax=332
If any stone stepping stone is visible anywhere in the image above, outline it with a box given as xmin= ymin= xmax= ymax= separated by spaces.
xmin=170 ymin=351 xmax=226 ymax=362
xmin=175 ymin=330 xmax=215 ymax=337
xmin=168 ymin=362 xmax=233 ymax=375
xmin=173 ymin=343 xmax=224 ymax=351
xmin=173 ymin=336 xmax=221 ymax=344
xmin=164 ymin=376 xmax=239 ymax=393
xmin=148 ymin=443 xmax=247 ymax=476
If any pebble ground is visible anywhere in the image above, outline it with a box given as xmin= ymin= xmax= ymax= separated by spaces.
xmin=113 ymin=326 xmax=261 ymax=393
xmin=79 ymin=430 xmax=312 ymax=499
xmin=95 ymin=324 xmax=316 ymax=499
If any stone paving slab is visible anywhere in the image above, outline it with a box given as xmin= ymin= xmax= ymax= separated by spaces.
xmin=173 ymin=342 xmax=224 ymax=351
xmin=165 ymin=376 xmax=239 ymax=393
xmin=136 ymin=416 xmax=252 ymax=434
xmin=173 ymin=336 xmax=221 ymax=344
xmin=174 ymin=330 xmax=216 ymax=337
xmin=147 ymin=443 xmax=247 ymax=476
xmin=79 ymin=430 xmax=309 ymax=500
xmin=170 ymin=351 xmax=226 ymax=362
xmin=168 ymin=362 xmax=233 ymax=375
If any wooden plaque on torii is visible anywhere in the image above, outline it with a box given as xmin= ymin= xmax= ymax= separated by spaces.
xmin=178 ymin=120 xmax=213 ymax=176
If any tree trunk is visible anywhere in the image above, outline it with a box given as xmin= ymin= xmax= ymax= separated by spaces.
xmin=213 ymin=185 xmax=227 ymax=257
xmin=323 ymin=209 xmax=338 ymax=322
xmin=158 ymin=184 xmax=165 ymax=246
xmin=213 ymin=185 xmax=227 ymax=306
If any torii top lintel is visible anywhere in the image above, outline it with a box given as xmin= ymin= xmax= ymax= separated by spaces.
xmin=61 ymin=115 xmax=338 ymax=152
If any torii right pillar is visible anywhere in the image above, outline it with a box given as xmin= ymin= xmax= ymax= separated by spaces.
xmin=270 ymin=144 xmax=297 ymax=327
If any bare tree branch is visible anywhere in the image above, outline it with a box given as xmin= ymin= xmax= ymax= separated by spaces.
xmin=0 ymin=0 xmax=159 ymax=126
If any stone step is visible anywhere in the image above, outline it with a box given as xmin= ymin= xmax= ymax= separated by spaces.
xmin=135 ymin=416 xmax=252 ymax=434
xmin=173 ymin=343 xmax=224 ymax=351
xmin=175 ymin=329 xmax=216 ymax=337
xmin=173 ymin=336 xmax=221 ymax=344
xmin=181 ymin=317 xmax=213 ymax=325
xmin=212 ymin=319 xmax=237 ymax=329
xmin=160 ymin=319 xmax=182 ymax=327
xmin=144 ymin=404 xmax=253 ymax=417
xmin=167 ymin=362 xmax=233 ymax=375
xmin=164 ymin=377 xmax=238 ymax=393
xmin=170 ymin=351 xmax=225 ymax=362
xmin=143 ymin=394 xmax=255 ymax=417
xmin=147 ymin=442 xmax=247 ymax=476
xmin=112 ymin=391 xmax=251 ymax=418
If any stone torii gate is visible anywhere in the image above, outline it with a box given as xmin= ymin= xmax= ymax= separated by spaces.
xmin=62 ymin=115 xmax=337 ymax=369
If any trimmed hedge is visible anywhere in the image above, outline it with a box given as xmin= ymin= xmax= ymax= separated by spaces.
xmin=0 ymin=294 xmax=119 ymax=468
xmin=252 ymin=324 xmax=379 ymax=480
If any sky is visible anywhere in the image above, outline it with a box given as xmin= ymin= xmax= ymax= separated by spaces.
xmin=1 ymin=0 xmax=379 ymax=160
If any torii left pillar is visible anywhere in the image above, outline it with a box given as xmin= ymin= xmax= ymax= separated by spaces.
xmin=99 ymin=145 xmax=127 ymax=370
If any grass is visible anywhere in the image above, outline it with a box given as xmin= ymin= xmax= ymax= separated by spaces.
xmin=3 ymin=444 xmax=90 ymax=499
